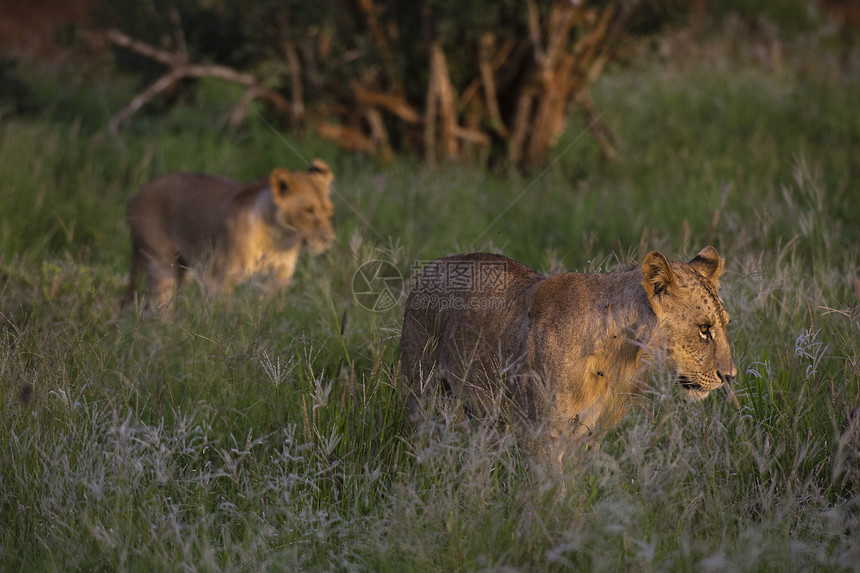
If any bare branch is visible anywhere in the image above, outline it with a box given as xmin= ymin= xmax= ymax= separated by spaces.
xmin=431 ymin=42 xmax=457 ymax=159
xmin=577 ymin=90 xmax=617 ymax=162
xmin=316 ymin=122 xmax=374 ymax=152
xmin=103 ymin=28 xmax=185 ymax=67
xmin=423 ymin=58 xmax=439 ymax=164
xmin=508 ymin=86 xmax=537 ymax=166
xmin=108 ymin=60 xmax=289 ymax=133
xmin=108 ymin=67 xmax=186 ymax=134
xmin=526 ymin=1 xmax=545 ymax=65
xmin=183 ymin=64 xmax=257 ymax=85
xmin=364 ymin=107 xmax=394 ymax=161
xmin=353 ymin=85 xmax=422 ymax=124
xmin=479 ymin=33 xmax=508 ymax=138
xmin=229 ymin=86 xmax=263 ymax=130
xmin=451 ymin=125 xmax=491 ymax=146
xmin=284 ymin=41 xmax=305 ymax=124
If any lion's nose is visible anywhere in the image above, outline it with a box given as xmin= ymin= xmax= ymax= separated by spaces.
xmin=717 ymin=361 xmax=737 ymax=385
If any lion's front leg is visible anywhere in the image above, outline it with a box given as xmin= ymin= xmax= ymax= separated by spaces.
xmin=145 ymin=259 xmax=182 ymax=311
xmin=260 ymin=248 xmax=300 ymax=293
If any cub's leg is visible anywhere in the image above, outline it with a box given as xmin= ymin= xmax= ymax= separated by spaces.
xmin=257 ymin=247 xmax=300 ymax=293
xmin=144 ymin=255 xmax=186 ymax=310
xmin=120 ymin=236 xmax=145 ymax=308
xmin=122 ymin=230 xmax=183 ymax=311
xmin=135 ymin=230 xmax=186 ymax=310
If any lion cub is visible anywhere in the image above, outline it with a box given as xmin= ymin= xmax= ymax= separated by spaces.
xmin=401 ymin=247 xmax=736 ymax=446
xmin=123 ymin=160 xmax=335 ymax=309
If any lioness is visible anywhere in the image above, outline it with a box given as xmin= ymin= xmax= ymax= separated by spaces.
xmin=122 ymin=160 xmax=335 ymax=309
xmin=400 ymin=247 xmax=736 ymax=447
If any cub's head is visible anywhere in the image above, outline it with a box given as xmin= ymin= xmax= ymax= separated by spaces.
xmin=642 ymin=246 xmax=736 ymax=400
xmin=269 ymin=159 xmax=336 ymax=254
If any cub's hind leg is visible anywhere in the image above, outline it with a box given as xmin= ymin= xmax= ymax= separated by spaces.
xmin=121 ymin=235 xmax=145 ymax=309
xmin=120 ymin=233 xmax=185 ymax=311
xmin=135 ymin=230 xmax=186 ymax=311
xmin=145 ymin=254 xmax=188 ymax=311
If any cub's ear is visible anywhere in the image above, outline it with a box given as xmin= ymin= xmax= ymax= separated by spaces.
xmin=642 ymin=251 xmax=676 ymax=310
xmin=269 ymin=168 xmax=295 ymax=199
xmin=689 ymin=246 xmax=723 ymax=288
xmin=308 ymin=159 xmax=334 ymax=186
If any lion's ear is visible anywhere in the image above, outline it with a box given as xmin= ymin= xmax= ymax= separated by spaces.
xmin=689 ymin=246 xmax=723 ymax=288
xmin=269 ymin=168 xmax=295 ymax=199
xmin=642 ymin=251 xmax=676 ymax=310
xmin=308 ymin=159 xmax=334 ymax=186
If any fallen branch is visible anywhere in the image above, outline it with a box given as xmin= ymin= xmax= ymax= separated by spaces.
xmin=108 ymin=67 xmax=184 ymax=134
xmin=108 ymin=63 xmax=289 ymax=133
xmin=102 ymin=28 xmax=185 ymax=67
xmin=99 ymin=30 xmax=290 ymax=133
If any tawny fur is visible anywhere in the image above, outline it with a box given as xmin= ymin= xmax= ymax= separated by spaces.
xmin=400 ymin=248 xmax=736 ymax=445
xmin=122 ymin=160 xmax=335 ymax=309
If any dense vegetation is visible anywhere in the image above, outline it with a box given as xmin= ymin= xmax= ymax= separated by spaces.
xmin=1 ymin=17 xmax=859 ymax=571
xmin=90 ymin=0 xmax=633 ymax=167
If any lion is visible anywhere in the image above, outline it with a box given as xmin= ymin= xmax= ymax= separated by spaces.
xmin=122 ymin=159 xmax=335 ymax=309
xmin=400 ymin=247 xmax=736 ymax=449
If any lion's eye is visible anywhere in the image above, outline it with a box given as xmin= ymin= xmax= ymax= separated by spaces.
xmin=304 ymin=206 xmax=315 ymax=215
xmin=699 ymin=324 xmax=711 ymax=339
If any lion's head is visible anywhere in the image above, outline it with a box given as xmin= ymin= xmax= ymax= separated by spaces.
xmin=642 ymin=246 xmax=736 ymax=400
xmin=268 ymin=159 xmax=336 ymax=255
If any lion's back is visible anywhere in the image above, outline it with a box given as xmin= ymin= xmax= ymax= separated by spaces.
xmin=401 ymin=253 xmax=543 ymax=395
xmin=129 ymin=173 xmax=238 ymax=221
xmin=407 ymin=253 xmax=540 ymax=303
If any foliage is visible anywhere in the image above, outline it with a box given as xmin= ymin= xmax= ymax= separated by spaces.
xmin=88 ymin=0 xmax=634 ymax=168
xmin=1 ymin=25 xmax=860 ymax=570
xmin=711 ymin=0 xmax=827 ymax=36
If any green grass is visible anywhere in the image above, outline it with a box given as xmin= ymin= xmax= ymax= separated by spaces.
xmin=2 ymin=29 xmax=860 ymax=570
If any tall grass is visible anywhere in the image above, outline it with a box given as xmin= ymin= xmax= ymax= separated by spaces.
xmin=1 ymin=27 xmax=859 ymax=570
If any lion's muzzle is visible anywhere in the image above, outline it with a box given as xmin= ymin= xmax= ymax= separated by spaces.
xmin=678 ymin=371 xmax=726 ymax=400
xmin=305 ymin=231 xmax=335 ymax=255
